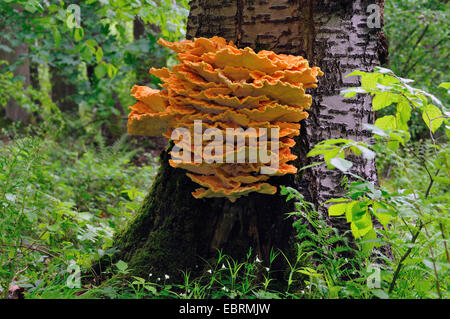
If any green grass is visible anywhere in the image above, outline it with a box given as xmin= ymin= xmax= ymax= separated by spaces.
xmin=0 ymin=129 xmax=157 ymax=298
xmin=0 ymin=128 xmax=448 ymax=299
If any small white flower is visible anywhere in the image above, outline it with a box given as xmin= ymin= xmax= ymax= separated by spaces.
xmin=165 ymin=274 xmax=170 ymax=280
xmin=301 ymin=290 xmax=305 ymax=294
xmin=157 ymin=277 xmax=161 ymax=281
xmin=255 ymin=256 xmax=262 ymax=263
xmin=207 ymin=269 xmax=212 ymax=274
xmin=222 ymin=286 xmax=227 ymax=291
xmin=149 ymin=273 xmax=152 ymax=277
xmin=221 ymin=264 xmax=226 ymax=269
xmin=265 ymin=267 xmax=270 ymax=272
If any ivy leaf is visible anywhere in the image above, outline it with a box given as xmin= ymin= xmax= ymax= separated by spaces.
xmin=422 ymin=104 xmax=443 ymax=133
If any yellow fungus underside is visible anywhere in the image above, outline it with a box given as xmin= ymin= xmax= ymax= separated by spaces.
xmin=127 ymin=36 xmax=323 ymax=201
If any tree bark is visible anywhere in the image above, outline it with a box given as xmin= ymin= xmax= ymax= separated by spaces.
xmin=0 ymin=38 xmax=30 ymax=123
xmin=50 ymin=66 xmax=78 ymax=113
xmin=103 ymin=0 xmax=387 ymax=279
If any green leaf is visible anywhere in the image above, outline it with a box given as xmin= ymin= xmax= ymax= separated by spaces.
xmin=94 ymin=62 xmax=108 ymax=79
xmin=363 ymin=124 xmax=388 ymax=137
xmin=74 ymin=27 xmax=84 ymax=42
xmin=351 ymin=212 xmax=373 ymax=239
xmin=438 ymin=82 xmax=450 ymax=89
xmin=356 ymin=145 xmax=375 ymax=160
xmin=396 ymin=100 xmax=411 ymax=130
xmin=361 ymin=228 xmax=377 ymax=254
xmin=96 ymin=47 xmax=104 ymax=63
xmin=329 ymin=157 xmax=352 ymax=172
xmin=53 ymin=27 xmax=61 ymax=48
xmin=116 ymin=260 xmax=128 ymax=272
xmin=81 ymin=44 xmax=94 ymax=61
xmin=107 ymin=63 xmax=118 ymax=78
xmin=354 ymin=210 xmax=372 ymax=229
xmin=422 ymin=104 xmax=443 ymax=133
xmin=345 ymin=70 xmax=366 ymax=78
xmin=375 ymin=115 xmax=396 ymax=130
xmin=341 ymin=87 xmax=366 ymax=97
xmin=372 ymin=203 xmax=392 ymax=227
xmin=328 ymin=203 xmax=348 ymax=216
xmin=372 ymin=92 xmax=396 ymax=111
xmin=361 ymin=73 xmax=381 ymax=89
xmin=324 ymin=148 xmax=342 ymax=167
xmin=299 ymin=161 xmax=322 ymax=171
xmin=345 ymin=202 xmax=357 ymax=222
xmin=374 ymin=66 xmax=393 ymax=74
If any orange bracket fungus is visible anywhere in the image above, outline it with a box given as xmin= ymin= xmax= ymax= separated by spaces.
xmin=128 ymin=37 xmax=323 ymax=202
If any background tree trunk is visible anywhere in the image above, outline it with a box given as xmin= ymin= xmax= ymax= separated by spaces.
xmin=0 ymin=38 xmax=30 ymax=123
xmin=102 ymin=0 xmax=387 ymax=279
xmin=50 ymin=66 xmax=78 ymax=113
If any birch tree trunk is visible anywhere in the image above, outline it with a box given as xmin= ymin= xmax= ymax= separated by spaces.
xmin=0 ymin=39 xmax=30 ymax=123
xmin=103 ymin=0 xmax=387 ymax=279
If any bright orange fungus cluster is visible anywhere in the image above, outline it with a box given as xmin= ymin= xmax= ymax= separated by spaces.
xmin=128 ymin=37 xmax=323 ymax=202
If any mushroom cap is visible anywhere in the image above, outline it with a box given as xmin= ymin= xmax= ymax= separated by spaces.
xmin=127 ymin=36 xmax=323 ymax=201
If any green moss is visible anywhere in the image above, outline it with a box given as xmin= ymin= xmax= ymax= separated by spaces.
xmin=94 ymin=142 xmax=295 ymax=282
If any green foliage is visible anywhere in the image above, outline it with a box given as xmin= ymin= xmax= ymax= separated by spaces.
xmin=0 ymin=131 xmax=156 ymax=298
xmin=0 ymin=0 xmax=448 ymax=300
xmin=384 ymin=0 xmax=449 ymax=139
xmin=342 ymin=67 xmax=447 ymax=147
xmin=308 ymin=68 xmax=449 ymax=298
xmin=0 ymin=0 xmax=189 ymax=133
xmin=0 ymin=61 xmax=63 ymax=130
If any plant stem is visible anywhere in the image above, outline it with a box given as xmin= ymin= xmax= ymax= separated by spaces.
xmin=388 ymin=222 xmax=423 ymax=293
